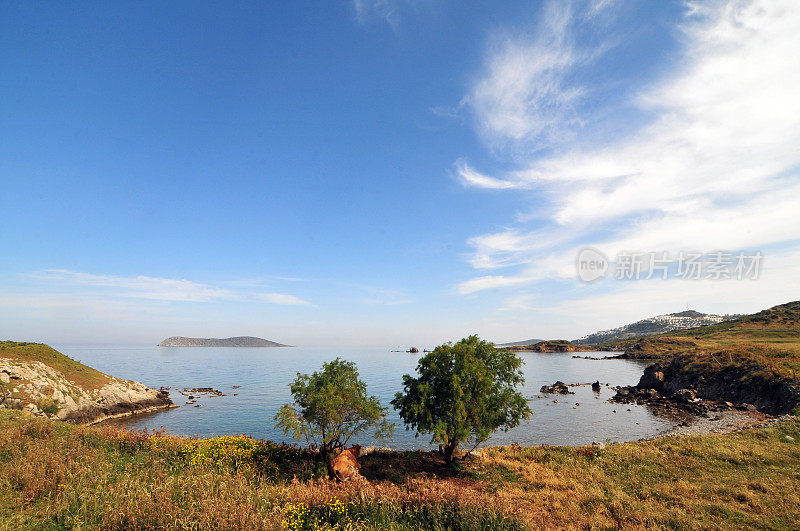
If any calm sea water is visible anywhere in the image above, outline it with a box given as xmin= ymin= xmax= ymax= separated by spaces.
xmin=55 ymin=346 xmax=675 ymax=449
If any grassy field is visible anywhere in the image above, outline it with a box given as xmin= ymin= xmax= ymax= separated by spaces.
xmin=1 ymin=409 xmax=799 ymax=530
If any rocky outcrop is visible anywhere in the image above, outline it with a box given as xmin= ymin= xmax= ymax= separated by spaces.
xmin=158 ymin=336 xmax=290 ymax=347
xmin=613 ymin=356 xmax=800 ymax=415
xmin=540 ymin=381 xmax=573 ymax=394
xmin=0 ymin=358 xmax=173 ymax=424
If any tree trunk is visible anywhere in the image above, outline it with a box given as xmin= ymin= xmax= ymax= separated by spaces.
xmin=320 ymin=446 xmax=336 ymax=479
xmin=443 ymin=440 xmax=459 ymax=463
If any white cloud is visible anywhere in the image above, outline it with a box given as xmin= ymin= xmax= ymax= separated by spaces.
xmin=457 ymin=274 xmax=537 ymax=295
xmin=466 ymin=1 xmax=590 ymax=152
xmin=255 ymin=293 xmax=313 ymax=306
xmin=466 ymin=228 xmax=566 ymax=269
xmin=455 ymin=160 xmax=527 ymax=190
xmin=458 ymin=0 xmax=800 ymax=300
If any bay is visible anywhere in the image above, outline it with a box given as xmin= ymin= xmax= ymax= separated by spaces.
xmin=56 ymin=346 xmax=675 ymax=448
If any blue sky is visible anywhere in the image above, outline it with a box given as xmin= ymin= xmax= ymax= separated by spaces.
xmin=2 ymin=1 xmax=798 ymax=347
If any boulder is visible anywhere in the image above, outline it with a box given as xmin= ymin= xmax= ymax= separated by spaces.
xmin=591 ymin=381 xmax=601 ymax=391
xmin=673 ymin=388 xmax=698 ymax=402
xmin=540 ymin=381 xmax=572 ymax=394
xmin=642 ymin=388 xmax=661 ymax=399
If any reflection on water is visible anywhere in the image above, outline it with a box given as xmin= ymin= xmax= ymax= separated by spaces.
xmin=56 ymin=345 xmax=675 ymax=448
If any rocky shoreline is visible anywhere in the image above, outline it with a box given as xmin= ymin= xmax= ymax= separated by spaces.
xmin=609 ymin=355 xmax=800 ymax=415
xmin=0 ymin=357 xmax=174 ymax=425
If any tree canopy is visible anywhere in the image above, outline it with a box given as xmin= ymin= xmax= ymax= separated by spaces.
xmin=274 ymin=358 xmax=392 ymax=473
xmin=391 ymin=335 xmax=531 ymax=462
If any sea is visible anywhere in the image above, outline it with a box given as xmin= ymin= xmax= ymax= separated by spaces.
xmin=54 ymin=346 xmax=676 ymax=449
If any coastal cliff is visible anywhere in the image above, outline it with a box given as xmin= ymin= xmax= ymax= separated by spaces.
xmin=0 ymin=341 xmax=173 ymax=424
xmin=158 ymin=336 xmax=290 ymax=347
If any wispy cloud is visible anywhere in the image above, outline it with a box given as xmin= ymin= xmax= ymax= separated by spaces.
xmin=36 ymin=269 xmax=235 ymax=302
xmin=357 ymin=286 xmax=412 ymax=306
xmin=455 ymin=160 xmax=528 ymax=190
xmin=457 ymin=0 xmax=800 ymax=302
xmin=457 ymin=274 xmax=537 ymax=295
xmin=465 ymin=1 xmax=591 ymax=153
xmin=255 ymin=293 xmax=313 ymax=306
xmin=31 ymin=269 xmax=313 ymax=306
xmin=352 ymin=0 xmax=409 ymax=31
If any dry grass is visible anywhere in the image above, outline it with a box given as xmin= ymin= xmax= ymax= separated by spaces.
xmin=1 ymin=409 xmax=798 ymax=530
xmin=478 ymin=425 xmax=800 ymax=529
xmin=0 ymin=410 xmax=519 ymax=530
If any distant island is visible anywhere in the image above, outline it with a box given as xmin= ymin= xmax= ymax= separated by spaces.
xmin=157 ymin=336 xmax=291 ymax=347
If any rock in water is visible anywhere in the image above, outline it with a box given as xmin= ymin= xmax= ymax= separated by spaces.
xmin=540 ymin=381 xmax=573 ymax=394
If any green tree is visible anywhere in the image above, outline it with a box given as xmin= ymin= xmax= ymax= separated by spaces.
xmin=274 ymin=358 xmax=393 ymax=475
xmin=391 ymin=335 xmax=531 ymax=462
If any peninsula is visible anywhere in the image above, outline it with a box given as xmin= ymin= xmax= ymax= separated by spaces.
xmin=157 ymin=336 xmax=291 ymax=347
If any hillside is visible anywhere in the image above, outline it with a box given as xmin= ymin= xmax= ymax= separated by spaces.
xmin=0 ymin=341 xmax=172 ymax=423
xmin=574 ymin=310 xmax=742 ymax=345
xmin=613 ymin=301 xmax=800 ymax=363
xmin=607 ymin=301 xmax=800 ymax=415
xmin=158 ymin=336 xmax=290 ymax=347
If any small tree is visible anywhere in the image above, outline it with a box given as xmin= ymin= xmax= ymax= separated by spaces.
xmin=391 ymin=335 xmax=531 ymax=462
xmin=274 ymin=358 xmax=393 ymax=475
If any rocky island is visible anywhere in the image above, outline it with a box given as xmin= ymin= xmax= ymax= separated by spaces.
xmin=158 ymin=336 xmax=291 ymax=347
